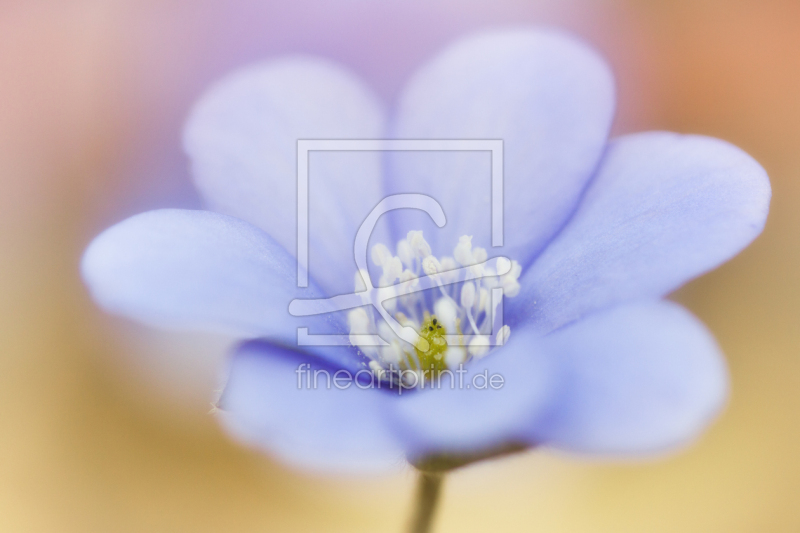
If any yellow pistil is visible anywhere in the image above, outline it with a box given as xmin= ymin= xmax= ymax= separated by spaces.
xmin=415 ymin=314 xmax=449 ymax=378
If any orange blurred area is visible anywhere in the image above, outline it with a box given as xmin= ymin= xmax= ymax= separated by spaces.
xmin=1 ymin=0 xmax=799 ymax=531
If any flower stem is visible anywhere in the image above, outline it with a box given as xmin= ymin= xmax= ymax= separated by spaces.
xmin=408 ymin=471 xmax=444 ymax=533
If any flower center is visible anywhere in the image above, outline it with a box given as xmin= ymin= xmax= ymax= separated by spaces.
xmin=348 ymin=231 xmax=521 ymax=387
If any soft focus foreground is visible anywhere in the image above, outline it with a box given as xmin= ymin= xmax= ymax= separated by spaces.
xmin=1 ymin=1 xmax=799 ymax=532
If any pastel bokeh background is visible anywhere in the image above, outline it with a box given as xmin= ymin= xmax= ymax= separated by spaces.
xmin=1 ymin=0 xmax=798 ymax=531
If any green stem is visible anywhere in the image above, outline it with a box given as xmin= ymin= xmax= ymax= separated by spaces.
xmin=408 ymin=471 xmax=444 ymax=533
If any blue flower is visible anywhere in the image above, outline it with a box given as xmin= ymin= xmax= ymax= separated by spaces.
xmin=81 ymin=29 xmax=770 ymax=474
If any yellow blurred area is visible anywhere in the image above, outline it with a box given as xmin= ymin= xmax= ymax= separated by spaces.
xmin=1 ymin=1 xmax=799 ymax=531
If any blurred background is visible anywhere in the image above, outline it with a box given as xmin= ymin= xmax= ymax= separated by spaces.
xmin=1 ymin=0 xmax=798 ymax=531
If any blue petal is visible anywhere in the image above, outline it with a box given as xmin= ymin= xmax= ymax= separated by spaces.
xmin=82 ymin=209 xmax=360 ymax=371
xmin=388 ymin=329 xmax=554 ymax=458
xmin=531 ymin=301 xmax=728 ymax=456
xmin=511 ymin=132 xmax=771 ymax=332
xmin=183 ymin=58 xmax=389 ymax=295
xmin=219 ymin=341 xmax=405 ymax=473
xmin=386 ymin=29 xmax=614 ymax=261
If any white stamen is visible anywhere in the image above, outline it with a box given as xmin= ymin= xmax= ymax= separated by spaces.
xmin=434 ymin=297 xmax=458 ymax=333
xmin=460 ymin=282 xmax=476 ymax=309
xmin=422 ymin=255 xmax=441 ymax=276
xmin=399 ymin=269 xmax=418 ymax=284
xmin=496 ymin=256 xmax=512 ymax=276
xmin=393 ymin=313 xmax=420 ymax=338
xmin=445 ymin=345 xmax=466 ymax=368
xmin=407 ymin=230 xmax=432 ymax=258
xmin=376 ymin=285 xmax=398 ymax=312
xmin=378 ymin=256 xmax=403 ymax=286
xmin=478 ymin=287 xmax=489 ymax=313
xmin=369 ymin=360 xmax=386 ymax=379
xmin=371 ymin=243 xmax=392 ymax=267
xmin=381 ymin=341 xmax=404 ymax=365
xmin=469 ymin=246 xmax=488 ymax=277
xmin=496 ymin=325 xmax=511 ymax=346
xmin=397 ymin=239 xmax=414 ymax=268
xmin=502 ymin=279 xmax=521 ymax=298
xmin=439 ymin=256 xmax=459 ymax=284
xmin=377 ymin=320 xmax=394 ymax=343
xmin=397 ymin=269 xmax=419 ymax=297
xmin=480 ymin=266 xmax=500 ymax=291
xmin=468 ymin=335 xmax=491 ymax=358
xmin=348 ymin=308 xmax=377 ymax=357
xmin=454 ymin=235 xmax=474 ymax=266
xmin=500 ymin=259 xmax=522 ymax=297
xmin=348 ymin=308 xmax=370 ymax=332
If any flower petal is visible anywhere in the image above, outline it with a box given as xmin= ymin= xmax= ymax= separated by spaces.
xmin=531 ymin=301 xmax=728 ymax=455
xmin=183 ymin=58 xmax=388 ymax=295
xmin=81 ymin=209 xmax=359 ymax=371
xmin=511 ymin=132 xmax=770 ymax=332
xmin=219 ymin=341 xmax=405 ymax=473
xmin=388 ymin=330 xmax=554 ymax=459
xmin=387 ymin=29 xmax=614 ymax=262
